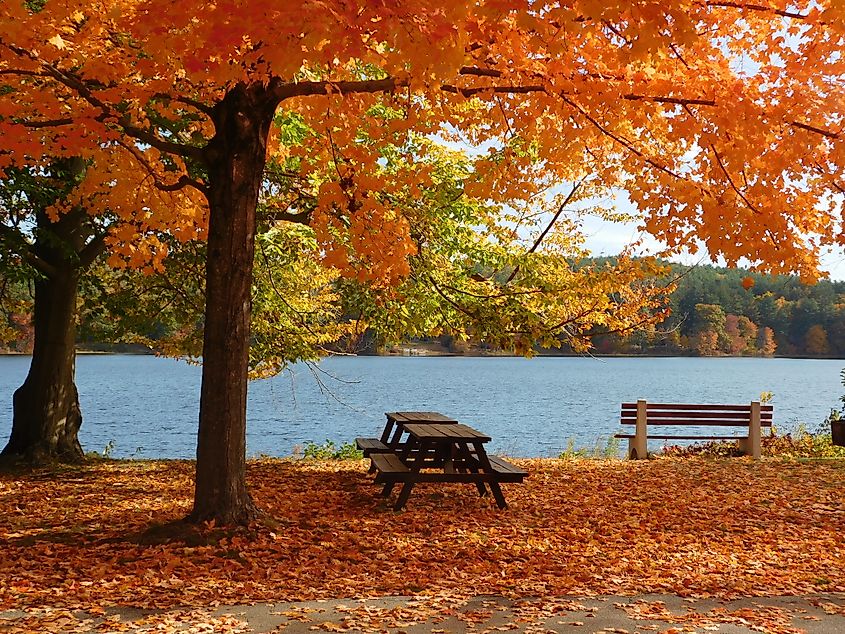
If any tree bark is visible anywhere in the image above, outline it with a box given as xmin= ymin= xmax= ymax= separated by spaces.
xmin=188 ymin=84 xmax=275 ymax=524
xmin=3 ymin=262 xmax=84 ymax=462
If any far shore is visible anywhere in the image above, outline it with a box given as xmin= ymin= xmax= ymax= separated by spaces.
xmin=1 ymin=348 xmax=844 ymax=360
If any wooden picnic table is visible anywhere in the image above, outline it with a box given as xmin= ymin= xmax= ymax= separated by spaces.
xmin=381 ymin=411 xmax=458 ymax=446
xmin=356 ymin=411 xmax=458 ymax=457
xmin=369 ymin=420 xmax=527 ymax=510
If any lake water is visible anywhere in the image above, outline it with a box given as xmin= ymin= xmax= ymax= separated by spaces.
xmin=0 ymin=355 xmax=842 ymax=459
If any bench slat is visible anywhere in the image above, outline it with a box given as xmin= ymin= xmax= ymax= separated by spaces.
xmin=621 ymin=410 xmax=771 ymax=420
xmin=615 ymin=433 xmax=746 ymax=440
xmin=370 ymin=453 xmax=410 ymax=473
xmin=620 ymin=418 xmax=772 ymax=426
xmin=355 ymin=437 xmax=392 ymax=456
xmin=487 ymin=455 xmax=528 ymax=476
xmin=622 ymin=402 xmax=772 ymax=411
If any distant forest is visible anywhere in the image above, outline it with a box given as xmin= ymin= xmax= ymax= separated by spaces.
xmin=3 ymin=261 xmax=844 ymax=359
xmin=587 ymin=263 xmax=845 ymax=358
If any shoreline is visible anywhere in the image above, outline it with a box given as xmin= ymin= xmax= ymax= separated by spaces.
xmin=1 ymin=350 xmax=843 ymax=360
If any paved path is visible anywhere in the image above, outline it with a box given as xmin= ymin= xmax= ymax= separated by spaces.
xmin=5 ymin=594 xmax=845 ymax=633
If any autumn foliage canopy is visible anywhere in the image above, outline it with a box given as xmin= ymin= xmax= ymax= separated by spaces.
xmin=0 ymin=0 xmax=843 ymax=278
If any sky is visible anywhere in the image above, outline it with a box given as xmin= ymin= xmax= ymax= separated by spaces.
xmin=578 ymin=212 xmax=845 ymax=282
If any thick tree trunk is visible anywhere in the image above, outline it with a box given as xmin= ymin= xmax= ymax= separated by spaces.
xmin=189 ymin=85 xmax=275 ymax=525
xmin=3 ymin=270 xmax=84 ymax=462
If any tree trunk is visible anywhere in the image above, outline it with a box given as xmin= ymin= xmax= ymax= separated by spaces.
xmin=189 ymin=84 xmax=275 ymax=525
xmin=3 ymin=270 xmax=84 ymax=462
xmin=2 ymin=160 xmax=94 ymax=465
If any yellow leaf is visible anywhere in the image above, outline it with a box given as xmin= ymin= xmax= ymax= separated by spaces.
xmin=48 ymin=34 xmax=66 ymax=50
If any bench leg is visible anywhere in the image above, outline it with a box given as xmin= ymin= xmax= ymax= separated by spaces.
xmin=381 ymin=482 xmax=395 ymax=497
xmin=748 ymin=401 xmax=762 ymax=459
xmin=631 ymin=399 xmax=648 ymax=459
xmin=628 ymin=438 xmax=648 ymax=460
xmin=737 ymin=403 xmax=762 ymax=459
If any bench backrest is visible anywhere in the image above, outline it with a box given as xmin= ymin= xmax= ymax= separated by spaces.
xmin=620 ymin=402 xmax=773 ymax=427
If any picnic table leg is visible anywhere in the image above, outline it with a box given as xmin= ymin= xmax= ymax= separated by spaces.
xmin=456 ymin=442 xmax=487 ymax=496
xmin=381 ymin=482 xmax=396 ymax=497
xmin=387 ymin=425 xmax=405 ymax=449
xmin=472 ymin=441 xmax=507 ymax=509
xmin=392 ymin=437 xmax=428 ymax=510
xmin=379 ymin=418 xmax=395 ymax=443
xmin=487 ymin=480 xmax=506 ymax=508
xmin=394 ymin=481 xmax=415 ymax=510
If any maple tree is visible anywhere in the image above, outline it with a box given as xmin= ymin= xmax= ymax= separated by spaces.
xmin=2 ymin=0 xmax=844 ymax=524
xmin=758 ymin=326 xmax=777 ymax=356
xmin=0 ymin=155 xmax=201 ymax=463
xmin=0 ymin=160 xmax=103 ymax=462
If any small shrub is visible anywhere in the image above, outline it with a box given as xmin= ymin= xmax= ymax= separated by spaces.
xmin=559 ymin=436 xmax=622 ymax=460
xmin=301 ymin=440 xmax=363 ymax=460
xmin=762 ymin=423 xmax=845 ymax=459
xmin=658 ymin=424 xmax=845 ymax=459
xmin=558 ymin=438 xmax=589 ymax=460
xmin=659 ymin=440 xmax=742 ymax=458
xmin=86 ymin=440 xmax=117 ymax=460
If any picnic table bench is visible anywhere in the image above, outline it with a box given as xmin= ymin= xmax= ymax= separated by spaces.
xmin=615 ymin=399 xmax=773 ymax=459
xmin=362 ymin=413 xmax=527 ymax=510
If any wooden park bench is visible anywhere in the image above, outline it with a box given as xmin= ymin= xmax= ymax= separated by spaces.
xmin=615 ymin=399 xmax=773 ymax=459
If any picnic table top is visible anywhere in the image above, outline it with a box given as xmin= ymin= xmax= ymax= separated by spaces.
xmin=402 ymin=422 xmax=492 ymax=443
xmin=386 ymin=411 xmax=458 ymax=423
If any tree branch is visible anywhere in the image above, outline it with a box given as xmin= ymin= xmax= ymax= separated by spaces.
xmin=154 ymin=174 xmax=209 ymax=196
xmin=269 ymin=77 xmax=410 ymax=101
xmin=711 ymin=144 xmax=761 ymax=215
xmin=22 ymin=118 xmax=76 ymax=129
xmin=151 ymin=93 xmax=215 ymax=117
xmin=505 ymin=180 xmax=583 ymax=284
xmin=0 ymin=223 xmax=58 ymax=278
xmin=443 ymin=82 xmax=715 ymax=106
xmin=116 ymin=139 xmax=208 ymax=196
xmin=0 ymin=43 xmax=205 ymax=161
xmin=441 ymin=84 xmax=546 ymax=97
xmin=705 ymin=1 xmax=809 ymax=20
xmin=455 ymin=66 xmax=715 ymax=105
xmin=269 ymin=210 xmax=311 ymax=225
xmin=78 ymin=230 xmax=108 ymax=268
xmin=561 ymin=95 xmax=688 ymax=182
xmin=791 ymin=120 xmax=839 ymax=139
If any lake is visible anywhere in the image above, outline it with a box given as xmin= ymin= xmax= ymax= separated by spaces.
xmin=0 ymin=355 xmax=842 ymax=459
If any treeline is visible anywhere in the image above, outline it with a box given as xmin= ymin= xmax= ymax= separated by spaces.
xmin=591 ymin=263 xmax=845 ymax=357
xmin=3 ymin=260 xmax=845 ymax=359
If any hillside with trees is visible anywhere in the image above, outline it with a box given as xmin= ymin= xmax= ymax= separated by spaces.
xmin=589 ymin=264 xmax=845 ymax=358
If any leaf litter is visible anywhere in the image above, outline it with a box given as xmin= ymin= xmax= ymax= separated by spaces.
xmin=2 ymin=457 xmax=845 ymax=632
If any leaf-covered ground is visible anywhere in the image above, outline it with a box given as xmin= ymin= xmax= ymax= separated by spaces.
xmin=2 ymin=457 xmax=845 ymax=617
